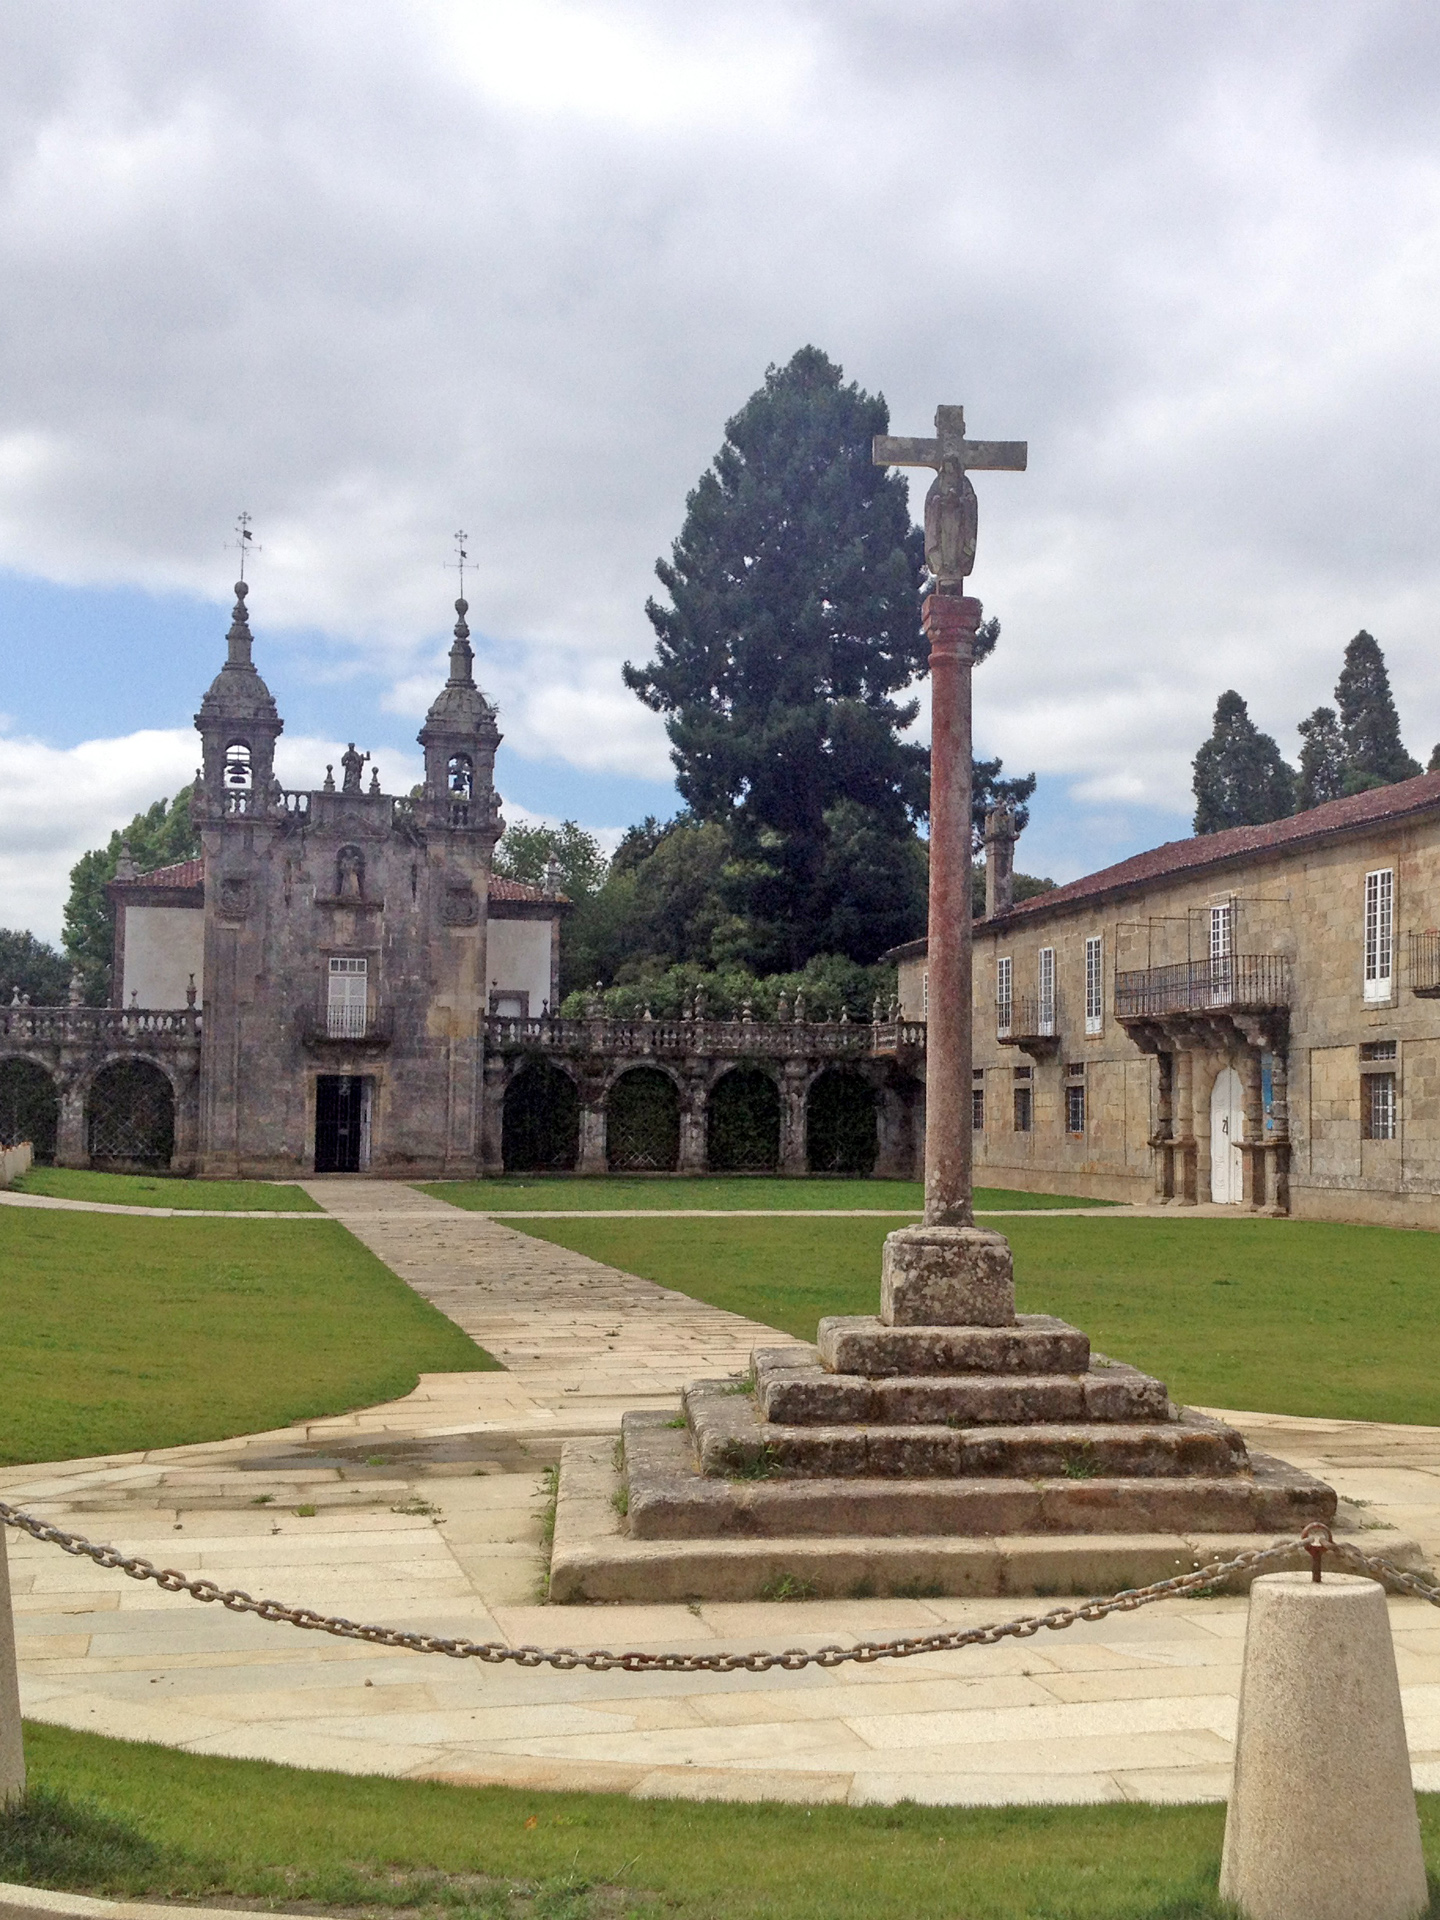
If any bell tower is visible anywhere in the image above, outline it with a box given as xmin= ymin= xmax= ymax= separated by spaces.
xmin=417 ymin=597 xmax=502 ymax=842
xmin=194 ymin=581 xmax=284 ymax=819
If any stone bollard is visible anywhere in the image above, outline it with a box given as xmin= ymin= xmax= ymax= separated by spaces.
xmin=0 ymin=1523 xmax=23 ymax=1807
xmin=1220 ymin=1571 xmax=1426 ymax=1920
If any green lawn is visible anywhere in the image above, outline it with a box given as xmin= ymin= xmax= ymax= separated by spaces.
xmin=0 ymin=1209 xmax=497 ymax=1464
xmin=420 ymin=1175 xmax=1109 ymax=1212
xmin=516 ymin=1213 xmax=1440 ymax=1427
xmin=13 ymin=1723 xmax=1439 ymax=1919
xmin=13 ymin=1168 xmax=320 ymax=1210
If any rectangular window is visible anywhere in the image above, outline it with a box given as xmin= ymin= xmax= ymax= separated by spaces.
xmin=1210 ymin=901 xmax=1234 ymax=1003
xmin=1364 ymin=869 xmax=1394 ymax=1002
xmin=1066 ymin=1083 xmax=1086 ymax=1134
xmin=327 ymin=956 xmax=368 ymax=1038
xmin=1084 ymin=935 xmax=1103 ymax=1034
xmin=996 ymin=955 xmax=1013 ymax=1037
xmin=1013 ymin=1085 xmax=1032 ymax=1132
xmin=1065 ymin=1061 xmax=1086 ymax=1078
xmin=1362 ymin=1072 xmax=1397 ymax=1141
xmin=1359 ymin=1040 xmax=1397 ymax=1062
xmin=1038 ymin=947 xmax=1055 ymax=1035
xmin=972 ymin=1085 xmax=985 ymax=1131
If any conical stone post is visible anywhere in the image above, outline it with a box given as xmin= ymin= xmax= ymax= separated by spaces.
xmin=1220 ymin=1572 xmax=1426 ymax=1920
xmin=0 ymin=1525 xmax=24 ymax=1807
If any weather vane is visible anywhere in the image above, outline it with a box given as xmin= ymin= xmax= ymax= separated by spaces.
xmin=229 ymin=511 xmax=260 ymax=582
xmin=449 ymin=529 xmax=470 ymax=600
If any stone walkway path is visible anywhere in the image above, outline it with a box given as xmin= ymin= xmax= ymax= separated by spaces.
xmin=6 ymin=1180 xmax=1439 ymax=1806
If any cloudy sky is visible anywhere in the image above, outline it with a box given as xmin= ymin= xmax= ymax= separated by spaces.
xmin=3 ymin=1 xmax=1440 ymax=944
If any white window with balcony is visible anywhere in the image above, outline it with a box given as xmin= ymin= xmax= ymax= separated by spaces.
xmin=1038 ymin=947 xmax=1055 ymax=1035
xmin=1084 ymin=934 xmax=1103 ymax=1035
xmin=996 ymin=955 xmax=1013 ymax=1037
xmin=327 ymin=956 xmax=368 ymax=1038
xmin=1209 ymin=901 xmax=1233 ymax=1004
xmin=1364 ymin=868 xmax=1394 ymax=1003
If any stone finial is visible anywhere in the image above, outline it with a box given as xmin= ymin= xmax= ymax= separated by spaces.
xmin=8 ymin=986 xmax=18 ymax=1007
xmin=793 ymin=989 xmax=806 ymax=1023
xmin=114 ymin=838 xmax=139 ymax=881
xmin=225 ymin=580 xmax=253 ymax=668
xmin=983 ymin=802 xmax=1018 ymax=918
xmin=369 ymin=766 xmax=381 ymax=794
xmin=542 ymin=855 xmax=562 ymax=898
xmin=740 ymin=995 xmax=753 ymax=1023
xmin=186 ymin=974 xmax=197 ymax=1008
xmin=68 ymin=971 xmax=84 ymax=1006
xmin=776 ymin=990 xmax=791 ymax=1024
xmin=693 ymin=986 xmax=707 ymax=1021
xmin=448 ymin=598 xmax=475 ymax=686
xmin=323 ymin=765 xmax=336 ymax=793
xmin=872 ymin=995 xmax=885 ymax=1025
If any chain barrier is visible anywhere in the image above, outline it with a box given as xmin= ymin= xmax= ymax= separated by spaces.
xmin=4 ymin=1502 xmax=1437 ymax=1676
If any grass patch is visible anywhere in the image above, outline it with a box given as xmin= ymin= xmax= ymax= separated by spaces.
xmin=18 ymin=1721 xmax=1440 ymax=1920
xmin=0 ymin=1209 xmax=498 ymax=1464
xmin=14 ymin=1167 xmax=321 ymax=1210
xmin=515 ymin=1213 xmax=1440 ymax=1426
xmin=419 ymin=1175 xmax=1106 ymax=1213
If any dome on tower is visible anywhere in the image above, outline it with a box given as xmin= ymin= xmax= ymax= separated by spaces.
xmin=423 ymin=598 xmax=497 ymax=733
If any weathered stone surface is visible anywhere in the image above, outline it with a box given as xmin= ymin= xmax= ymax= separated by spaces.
xmin=880 ymin=1225 xmax=1015 ymax=1326
xmin=753 ymin=1347 xmax=1170 ymax=1427
xmin=817 ymin=1313 xmax=1089 ymax=1377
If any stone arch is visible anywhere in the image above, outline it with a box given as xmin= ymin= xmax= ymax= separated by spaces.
xmin=86 ymin=1057 xmax=176 ymax=1168
xmin=806 ymin=1068 xmax=878 ymax=1175
xmin=502 ymin=1058 xmax=580 ymax=1172
xmin=0 ymin=1055 xmax=60 ymax=1164
xmin=707 ymin=1066 xmax=780 ymax=1173
xmin=606 ymin=1067 xmax=680 ymax=1172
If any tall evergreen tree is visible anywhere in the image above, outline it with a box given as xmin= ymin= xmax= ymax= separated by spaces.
xmin=1334 ymin=630 xmax=1421 ymax=791
xmin=63 ymin=787 xmax=198 ymax=1004
xmin=624 ymin=347 xmax=1032 ymax=967
xmin=0 ymin=930 xmax=70 ymax=1005
xmin=1295 ymin=706 xmax=1348 ymax=811
xmin=1192 ymin=691 xmax=1295 ymax=834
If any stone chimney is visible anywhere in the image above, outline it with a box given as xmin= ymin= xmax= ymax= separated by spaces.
xmin=983 ymin=803 xmax=1018 ymax=918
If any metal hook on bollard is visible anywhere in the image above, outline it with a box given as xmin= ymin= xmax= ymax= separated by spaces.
xmin=1301 ymin=1520 xmax=1333 ymax=1584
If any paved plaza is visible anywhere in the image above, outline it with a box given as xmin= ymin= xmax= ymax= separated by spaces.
xmin=4 ymin=1181 xmax=1440 ymax=1806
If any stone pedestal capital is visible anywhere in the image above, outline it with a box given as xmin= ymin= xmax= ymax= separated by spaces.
xmin=880 ymin=1225 xmax=1015 ymax=1327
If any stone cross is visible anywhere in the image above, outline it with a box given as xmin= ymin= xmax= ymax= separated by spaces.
xmin=873 ymin=405 xmax=1026 ymax=587
xmin=874 ymin=403 xmax=1026 ymax=1228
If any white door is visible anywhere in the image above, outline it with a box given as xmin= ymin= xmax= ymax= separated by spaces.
xmin=1210 ymin=1066 xmax=1245 ymax=1204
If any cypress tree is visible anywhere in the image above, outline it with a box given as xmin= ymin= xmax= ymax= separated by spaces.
xmin=1192 ymin=691 xmax=1295 ymax=835
xmin=1334 ymin=631 xmax=1421 ymax=791
xmin=1295 ymin=706 xmax=1348 ymax=811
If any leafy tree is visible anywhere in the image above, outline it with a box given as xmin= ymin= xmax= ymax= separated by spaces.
xmin=1334 ymin=631 xmax=1422 ymax=791
xmin=0 ymin=930 xmax=70 ymax=1005
xmin=63 ymin=788 xmax=198 ymax=1005
xmin=1296 ymin=706 xmax=1348 ymax=811
xmin=1192 ymin=692 xmax=1295 ymax=834
xmin=493 ymin=818 xmax=609 ymax=900
xmin=560 ymin=954 xmax=897 ymax=1023
xmin=625 ymin=348 xmax=1034 ymax=967
xmin=1429 ymin=743 xmax=1440 ymax=774
xmin=969 ymin=867 xmax=1057 ymax=917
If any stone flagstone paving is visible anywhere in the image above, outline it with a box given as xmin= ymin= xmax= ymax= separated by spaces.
xmin=5 ymin=1179 xmax=1440 ymax=1805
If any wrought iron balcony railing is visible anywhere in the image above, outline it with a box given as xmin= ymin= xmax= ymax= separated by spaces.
xmin=1114 ymin=954 xmax=1291 ymax=1020
xmin=996 ymin=993 xmax=1059 ymax=1046
xmin=1406 ymin=931 xmax=1440 ymax=997
xmin=297 ymin=1005 xmax=394 ymax=1047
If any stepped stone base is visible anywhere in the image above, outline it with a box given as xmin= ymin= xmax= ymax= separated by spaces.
xmin=549 ymin=1437 xmax=1398 ymax=1604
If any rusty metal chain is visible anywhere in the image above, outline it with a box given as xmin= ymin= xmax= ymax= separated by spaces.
xmin=2 ymin=1504 xmax=1433 ymax=1674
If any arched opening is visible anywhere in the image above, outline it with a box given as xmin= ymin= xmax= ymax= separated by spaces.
xmin=503 ymin=1061 xmax=579 ymax=1172
xmin=1210 ymin=1064 xmax=1244 ymax=1204
xmin=223 ymin=741 xmax=253 ymax=792
xmin=0 ymin=1058 xmax=59 ymax=1164
xmin=707 ymin=1067 xmax=780 ymax=1173
xmin=806 ymin=1070 xmax=877 ymax=1175
xmin=86 ymin=1060 xmax=175 ymax=1168
xmin=447 ymin=753 xmax=473 ymax=800
xmin=607 ymin=1068 xmax=680 ymax=1172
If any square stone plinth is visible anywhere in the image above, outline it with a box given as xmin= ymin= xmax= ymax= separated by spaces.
xmin=881 ymin=1226 xmax=1015 ymax=1327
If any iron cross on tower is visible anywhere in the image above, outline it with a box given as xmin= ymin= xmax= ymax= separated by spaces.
xmin=873 ymin=402 xmax=1026 ymax=1227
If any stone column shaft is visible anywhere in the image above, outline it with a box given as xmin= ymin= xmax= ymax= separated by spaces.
xmin=0 ymin=1526 xmax=23 ymax=1808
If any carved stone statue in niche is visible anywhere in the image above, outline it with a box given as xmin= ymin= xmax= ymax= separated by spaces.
xmin=337 ymin=845 xmax=364 ymax=900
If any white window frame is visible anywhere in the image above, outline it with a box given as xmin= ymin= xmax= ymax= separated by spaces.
xmin=1209 ymin=901 xmax=1234 ymax=1005
xmin=1364 ymin=869 xmax=1394 ymax=1004
xmin=1363 ymin=1071 xmax=1397 ymax=1141
xmin=327 ymin=955 xmax=368 ymax=1038
xmin=1084 ymin=934 xmax=1103 ymax=1035
xmin=1038 ymin=947 xmax=1055 ymax=1036
xmin=996 ymin=955 xmax=1013 ymax=1038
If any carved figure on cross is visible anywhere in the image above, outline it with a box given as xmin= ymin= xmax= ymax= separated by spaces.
xmin=872 ymin=405 xmax=1026 ymax=589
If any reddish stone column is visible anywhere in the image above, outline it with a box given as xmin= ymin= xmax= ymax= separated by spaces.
xmin=921 ymin=590 xmax=982 ymax=1228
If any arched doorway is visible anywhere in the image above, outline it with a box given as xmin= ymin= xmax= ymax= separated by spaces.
xmin=0 ymin=1058 xmax=59 ymax=1163
xmin=502 ymin=1061 xmax=579 ymax=1172
xmin=86 ymin=1060 xmax=175 ymax=1168
xmin=1210 ymin=1065 xmax=1244 ymax=1204
xmin=806 ymin=1070 xmax=877 ymax=1175
xmin=707 ymin=1068 xmax=780 ymax=1173
xmin=607 ymin=1068 xmax=680 ymax=1172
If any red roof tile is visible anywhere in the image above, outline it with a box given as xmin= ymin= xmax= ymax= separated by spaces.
xmin=114 ymin=857 xmax=205 ymax=890
xmin=488 ymin=874 xmax=568 ymax=905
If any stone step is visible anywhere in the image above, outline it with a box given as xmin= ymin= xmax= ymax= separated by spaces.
xmin=682 ymin=1378 xmax=1249 ymax=1480
xmin=752 ymin=1346 xmax=1170 ymax=1427
xmin=816 ymin=1313 xmax=1090 ymax=1377
xmin=620 ymin=1412 xmax=1335 ymax=1542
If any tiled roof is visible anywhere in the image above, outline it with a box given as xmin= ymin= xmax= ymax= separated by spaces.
xmin=115 ymin=857 xmax=205 ymax=890
xmin=991 ymin=770 xmax=1440 ymax=926
xmin=489 ymin=874 xmax=569 ymax=905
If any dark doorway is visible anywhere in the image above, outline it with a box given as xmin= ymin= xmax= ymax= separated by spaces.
xmin=315 ymin=1075 xmax=368 ymax=1172
xmin=707 ymin=1068 xmax=780 ymax=1173
xmin=606 ymin=1068 xmax=680 ymax=1172
xmin=806 ymin=1070 xmax=877 ymax=1174
xmin=0 ymin=1058 xmax=60 ymax=1163
xmin=87 ymin=1059 xmax=174 ymax=1168
xmin=503 ymin=1061 xmax=580 ymax=1171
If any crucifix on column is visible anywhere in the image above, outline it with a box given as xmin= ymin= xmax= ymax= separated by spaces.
xmin=873 ymin=405 xmax=1026 ymax=1230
